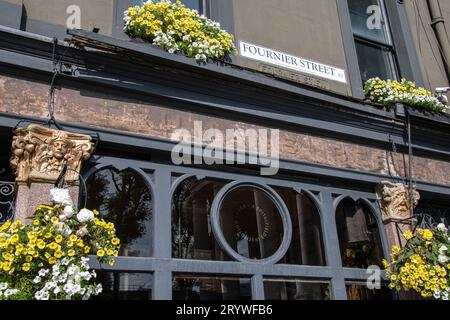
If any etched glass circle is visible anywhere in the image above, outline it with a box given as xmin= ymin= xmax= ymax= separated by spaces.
xmin=218 ymin=187 xmax=284 ymax=260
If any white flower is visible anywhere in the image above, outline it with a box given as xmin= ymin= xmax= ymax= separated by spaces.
xmin=38 ymin=269 xmax=49 ymax=277
xmin=63 ymin=205 xmax=74 ymax=218
xmin=4 ymin=289 xmax=18 ymax=297
xmin=438 ymin=254 xmax=450 ymax=264
xmin=0 ymin=283 xmax=7 ymax=290
xmin=77 ymin=209 xmax=95 ymax=223
xmin=437 ymin=223 xmax=448 ymax=232
xmin=33 ymin=276 xmax=42 ymax=284
xmin=50 ymin=188 xmax=73 ymax=206
xmin=439 ymin=245 xmax=448 ymax=255
xmin=434 ymin=290 xmax=441 ymax=299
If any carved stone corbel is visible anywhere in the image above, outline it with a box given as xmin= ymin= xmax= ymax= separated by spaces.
xmin=375 ymin=180 xmax=420 ymax=223
xmin=10 ymin=125 xmax=93 ymax=185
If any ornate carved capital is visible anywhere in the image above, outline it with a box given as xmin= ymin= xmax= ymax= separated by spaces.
xmin=375 ymin=180 xmax=420 ymax=222
xmin=10 ymin=125 xmax=93 ymax=184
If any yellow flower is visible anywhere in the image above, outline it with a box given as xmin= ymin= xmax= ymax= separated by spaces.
xmin=10 ymin=234 xmax=19 ymax=244
xmin=48 ymin=257 xmax=57 ymax=265
xmin=55 ymin=235 xmax=63 ymax=243
xmin=50 ymin=216 xmax=59 ymax=224
xmin=93 ymin=210 xmax=99 ymax=216
xmin=392 ymin=245 xmax=400 ymax=254
xmin=84 ymin=246 xmax=91 ymax=254
xmin=69 ymin=235 xmax=78 ymax=242
xmin=26 ymin=255 xmax=33 ymax=262
xmin=44 ymin=232 xmax=52 ymax=239
xmin=108 ymin=259 xmax=115 ymax=266
xmin=422 ymin=229 xmax=433 ymax=241
xmin=22 ymin=263 xmax=30 ymax=271
xmin=76 ymin=239 xmax=84 ymax=248
xmin=97 ymin=249 xmax=105 ymax=257
xmin=68 ymin=249 xmax=75 ymax=257
xmin=403 ymin=230 xmax=413 ymax=240
xmin=33 ymin=219 xmax=40 ymax=226
xmin=111 ymin=238 xmax=120 ymax=245
xmin=54 ymin=250 xmax=63 ymax=258
xmin=106 ymin=249 xmax=113 ymax=256
xmin=48 ymin=242 xmax=58 ymax=250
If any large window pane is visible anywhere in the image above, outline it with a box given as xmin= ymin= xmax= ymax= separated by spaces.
xmin=264 ymin=278 xmax=330 ymax=300
xmin=348 ymin=0 xmax=391 ymax=45
xmin=172 ymin=177 xmax=229 ymax=261
xmin=85 ymin=167 xmax=153 ymax=257
xmin=94 ymin=272 xmax=153 ymax=300
xmin=346 ymin=283 xmax=393 ymax=300
xmin=336 ymin=198 xmax=384 ymax=268
xmin=275 ymin=188 xmax=325 ymax=266
xmin=173 ymin=275 xmax=251 ymax=300
xmin=355 ymin=41 xmax=396 ymax=82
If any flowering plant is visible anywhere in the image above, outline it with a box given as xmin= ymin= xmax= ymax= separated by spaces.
xmin=364 ymin=77 xmax=448 ymax=112
xmin=383 ymin=224 xmax=450 ymax=300
xmin=0 ymin=188 xmax=120 ymax=300
xmin=123 ymin=0 xmax=236 ymax=62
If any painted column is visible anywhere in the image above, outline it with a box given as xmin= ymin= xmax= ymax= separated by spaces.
xmin=10 ymin=124 xmax=93 ymax=223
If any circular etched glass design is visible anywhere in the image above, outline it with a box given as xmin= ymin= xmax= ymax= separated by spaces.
xmin=218 ymin=187 xmax=284 ymax=260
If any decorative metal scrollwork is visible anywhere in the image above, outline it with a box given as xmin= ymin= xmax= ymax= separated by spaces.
xmin=413 ymin=202 xmax=450 ymax=229
xmin=0 ymin=181 xmax=15 ymax=224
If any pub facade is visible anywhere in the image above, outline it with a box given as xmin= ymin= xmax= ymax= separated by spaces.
xmin=0 ymin=0 xmax=449 ymax=300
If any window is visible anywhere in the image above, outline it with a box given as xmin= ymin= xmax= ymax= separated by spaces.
xmin=346 ymin=283 xmax=393 ymax=300
xmin=172 ymin=177 xmax=229 ymax=261
xmin=0 ymin=139 xmax=15 ymax=225
xmin=347 ymin=0 xmax=397 ymax=82
xmin=85 ymin=167 xmax=153 ymax=257
xmin=217 ymin=186 xmax=286 ymax=261
xmin=81 ymin=156 xmax=389 ymax=300
xmin=173 ymin=274 xmax=251 ymax=300
xmin=264 ymin=278 xmax=330 ymax=300
xmin=275 ymin=188 xmax=325 ymax=266
xmin=336 ymin=198 xmax=384 ymax=268
xmin=94 ymin=272 xmax=153 ymax=300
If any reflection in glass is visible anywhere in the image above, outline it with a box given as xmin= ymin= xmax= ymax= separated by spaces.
xmin=94 ymin=271 xmax=153 ymax=300
xmin=173 ymin=275 xmax=251 ymax=300
xmin=85 ymin=168 xmax=153 ymax=257
xmin=172 ymin=177 xmax=228 ymax=261
xmin=355 ymin=41 xmax=396 ymax=83
xmin=336 ymin=198 xmax=384 ymax=268
xmin=219 ymin=187 xmax=283 ymax=260
xmin=346 ymin=284 xmax=393 ymax=300
xmin=264 ymin=278 xmax=330 ymax=300
xmin=347 ymin=0 xmax=391 ymax=45
xmin=275 ymin=188 xmax=325 ymax=266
